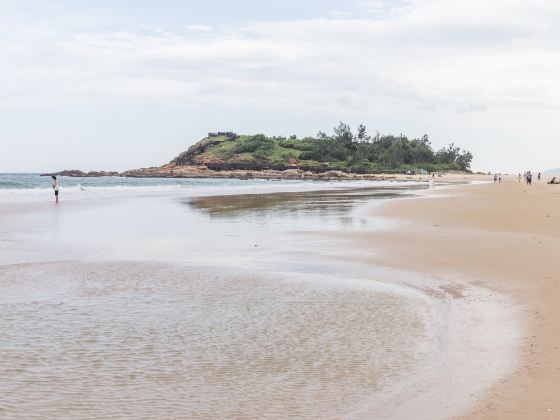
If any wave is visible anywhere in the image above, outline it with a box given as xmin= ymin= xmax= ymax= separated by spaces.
xmin=0 ymin=178 xmax=412 ymax=204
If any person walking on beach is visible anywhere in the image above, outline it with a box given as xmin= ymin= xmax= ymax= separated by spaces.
xmin=494 ymin=174 xmax=498 ymax=183
xmin=518 ymin=173 xmax=522 ymax=182
xmin=51 ymin=175 xmax=60 ymax=203
xmin=538 ymin=172 xmax=541 ymax=181
xmin=526 ymin=171 xmax=532 ymax=186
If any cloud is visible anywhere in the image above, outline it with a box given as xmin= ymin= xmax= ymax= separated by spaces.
xmin=357 ymin=0 xmax=413 ymax=18
xmin=0 ymin=2 xmax=559 ymax=132
xmin=2 ymin=0 xmax=560 ymax=172
xmin=2 ymin=0 xmax=557 ymax=116
xmin=185 ymin=24 xmax=213 ymax=32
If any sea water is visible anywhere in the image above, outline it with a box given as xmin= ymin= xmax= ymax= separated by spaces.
xmin=0 ymin=173 xmax=407 ymax=204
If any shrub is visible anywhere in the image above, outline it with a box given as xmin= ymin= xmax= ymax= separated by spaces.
xmin=298 ymin=151 xmax=319 ymax=160
xmin=234 ymin=134 xmax=273 ymax=153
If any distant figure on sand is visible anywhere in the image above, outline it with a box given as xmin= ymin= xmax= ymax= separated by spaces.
xmin=494 ymin=174 xmax=498 ymax=183
xmin=51 ymin=176 xmax=60 ymax=203
xmin=526 ymin=171 xmax=532 ymax=186
xmin=538 ymin=172 xmax=541 ymax=181
xmin=518 ymin=173 xmax=522 ymax=182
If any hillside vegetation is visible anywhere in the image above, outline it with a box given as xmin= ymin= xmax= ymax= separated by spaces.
xmin=174 ymin=123 xmax=473 ymax=173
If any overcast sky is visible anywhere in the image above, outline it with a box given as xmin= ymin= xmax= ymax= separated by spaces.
xmin=1 ymin=0 xmax=559 ymax=173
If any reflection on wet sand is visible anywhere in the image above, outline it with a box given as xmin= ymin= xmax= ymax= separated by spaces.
xmin=186 ymin=187 xmax=415 ymax=218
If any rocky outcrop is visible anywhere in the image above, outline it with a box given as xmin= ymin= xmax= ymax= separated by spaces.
xmin=174 ymin=138 xmax=226 ymax=166
xmin=121 ymin=163 xmax=400 ymax=181
xmin=43 ymin=164 xmax=405 ymax=181
xmin=41 ymin=170 xmax=119 ymax=177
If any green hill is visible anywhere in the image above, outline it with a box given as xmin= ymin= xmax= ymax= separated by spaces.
xmin=174 ymin=124 xmax=473 ymax=174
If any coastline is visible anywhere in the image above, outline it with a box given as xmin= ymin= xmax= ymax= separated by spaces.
xmin=354 ymin=176 xmax=560 ymax=418
xmin=0 ymin=175 xmax=429 ymax=205
xmin=43 ymin=165 xmax=475 ymax=182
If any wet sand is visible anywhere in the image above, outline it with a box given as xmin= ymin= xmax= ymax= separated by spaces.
xmin=0 ymin=184 xmax=438 ymax=419
xmin=1 ymin=261 xmax=445 ymax=419
xmin=0 ymin=179 xmax=527 ymax=418
xmin=354 ymin=176 xmax=560 ymax=419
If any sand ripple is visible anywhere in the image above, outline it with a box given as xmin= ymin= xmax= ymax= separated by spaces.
xmin=0 ymin=262 xmax=436 ymax=419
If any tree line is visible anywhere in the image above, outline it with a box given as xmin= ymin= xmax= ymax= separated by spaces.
xmin=284 ymin=122 xmax=473 ymax=173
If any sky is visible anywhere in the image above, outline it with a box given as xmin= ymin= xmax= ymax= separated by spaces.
xmin=1 ymin=0 xmax=559 ymax=173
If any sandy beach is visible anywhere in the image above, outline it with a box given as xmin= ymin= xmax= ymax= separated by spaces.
xmin=357 ymin=175 xmax=560 ymax=418
xmin=0 ymin=174 xmax=556 ymax=418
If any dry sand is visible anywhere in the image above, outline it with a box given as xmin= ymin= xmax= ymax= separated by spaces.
xmin=360 ymin=175 xmax=560 ymax=419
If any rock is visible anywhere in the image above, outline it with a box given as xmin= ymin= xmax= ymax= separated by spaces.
xmin=41 ymin=170 xmax=119 ymax=177
xmin=41 ymin=169 xmax=86 ymax=177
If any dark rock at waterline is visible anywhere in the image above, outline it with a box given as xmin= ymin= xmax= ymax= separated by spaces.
xmin=41 ymin=170 xmax=119 ymax=177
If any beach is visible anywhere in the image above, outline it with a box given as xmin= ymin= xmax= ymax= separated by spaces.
xmin=354 ymin=176 xmax=560 ymax=418
xmin=0 ymin=174 xmax=553 ymax=418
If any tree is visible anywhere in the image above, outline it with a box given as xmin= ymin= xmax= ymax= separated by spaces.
xmin=313 ymin=131 xmax=330 ymax=161
xmin=356 ymin=124 xmax=370 ymax=143
xmin=410 ymin=135 xmax=434 ymax=165
xmin=333 ymin=122 xmax=354 ymax=150
xmin=435 ymin=143 xmax=461 ymax=164
xmin=456 ymin=150 xmax=473 ymax=170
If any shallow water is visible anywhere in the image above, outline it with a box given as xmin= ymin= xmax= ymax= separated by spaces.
xmin=0 ymin=262 xmax=438 ymax=419
xmin=0 ymin=173 xmax=413 ymax=204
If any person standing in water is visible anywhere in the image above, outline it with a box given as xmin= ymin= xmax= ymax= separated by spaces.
xmin=51 ymin=175 xmax=60 ymax=203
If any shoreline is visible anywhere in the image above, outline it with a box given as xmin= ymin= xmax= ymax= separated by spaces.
xmin=353 ymin=176 xmax=560 ymax=418
xmin=43 ymin=166 xmax=476 ymax=182
xmin=0 ymin=176 xmax=433 ymax=206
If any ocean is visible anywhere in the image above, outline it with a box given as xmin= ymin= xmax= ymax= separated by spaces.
xmin=0 ymin=173 xmax=397 ymax=204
